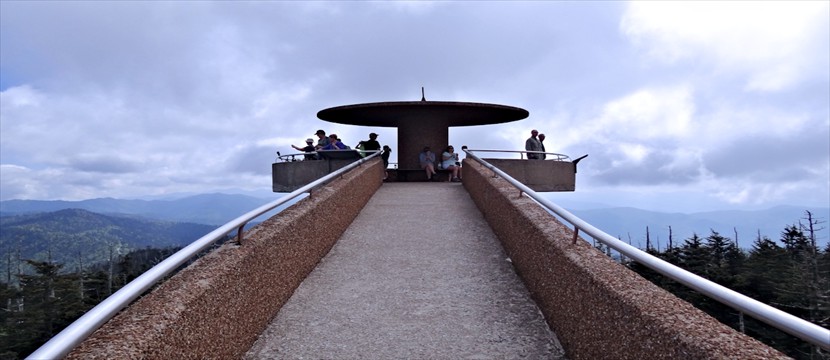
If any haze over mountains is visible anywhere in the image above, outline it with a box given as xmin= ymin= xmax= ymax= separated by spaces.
xmin=2 ymin=193 xmax=827 ymax=251
xmin=567 ymin=205 xmax=830 ymax=250
xmin=0 ymin=193 xmax=293 ymax=226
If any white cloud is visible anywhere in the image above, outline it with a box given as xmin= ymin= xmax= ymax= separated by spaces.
xmin=0 ymin=2 xmax=826 ymax=212
xmin=621 ymin=1 xmax=829 ymax=92
xmin=597 ymin=85 xmax=694 ymax=139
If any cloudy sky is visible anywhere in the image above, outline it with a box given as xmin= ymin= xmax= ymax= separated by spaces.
xmin=1 ymin=1 xmax=828 ymax=213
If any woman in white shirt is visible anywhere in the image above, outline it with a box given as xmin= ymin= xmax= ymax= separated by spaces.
xmin=441 ymin=145 xmax=462 ymax=182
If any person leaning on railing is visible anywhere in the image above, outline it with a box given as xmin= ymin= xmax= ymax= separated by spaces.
xmin=322 ymin=134 xmax=348 ymax=150
xmin=357 ymin=132 xmax=381 ymax=152
xmin=291 ymin=138 xmax=318 ymax=160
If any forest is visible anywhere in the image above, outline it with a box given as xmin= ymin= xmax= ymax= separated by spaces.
xmin=619 ymin=210 xmax=828 ymax=359
xmin=0 ymin=209 xmax=226 ymax=359
xmin=0 ymin=211 xmax=827 ymax=359
xmin=0 ymin=246 xmax=184 ymax=358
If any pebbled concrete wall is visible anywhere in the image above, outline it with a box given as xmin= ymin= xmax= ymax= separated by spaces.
xmin=461 ymin=160 xmax=787 ymax=360
xmin=67 ymin=159 xmax=384 ymax=360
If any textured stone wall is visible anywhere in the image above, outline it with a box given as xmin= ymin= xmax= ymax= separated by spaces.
xmin=68 ymin=159 xmax=384 ymax=360
xmin=462 ymin=160 xmax=787 ymax=360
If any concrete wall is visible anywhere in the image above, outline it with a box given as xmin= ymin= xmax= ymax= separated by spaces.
xmin=272 ymin=151 xmax=365 ymax=192
xmin=68 ymin=159 xmax=384 ymax=359
xmin=482 ymin=158 xmax=575 ymax=192
xmin=462 ymin=160 xmax=787 ymax=360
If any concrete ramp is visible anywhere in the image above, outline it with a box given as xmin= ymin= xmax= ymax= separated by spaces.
xmin=245 ymin=182 xmax=566 ymax=359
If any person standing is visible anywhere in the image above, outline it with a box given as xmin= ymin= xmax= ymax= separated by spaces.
xmin=381 ymin=145 xmax=392 ymax=180
xmin=538 ymin=133 xmax=547 ymax=160
xmin=322 ymin=134 xmax=347 ymax=150
xmin=525 ymin=129 xmax=543 ymax=159
xmin=291 ymin=138 xmax=317 ymax=160
xmin=419 ymin=146 xmax=437 ymax=181
xmin=356 ymin=132 xmax=381 ymax=156
xmin=314 ymin=129 xmax=330 ymax=151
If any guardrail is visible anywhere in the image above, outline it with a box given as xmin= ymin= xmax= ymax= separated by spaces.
xmin=276 ymin=149 xmax=381 ymax=162
xmin=469 ymin=148 xmax=571 ymax=161
xmin=27 ymin=151 xmax=383 ymax=360
xmin=463 ymin=149 xmax=830 ymax=351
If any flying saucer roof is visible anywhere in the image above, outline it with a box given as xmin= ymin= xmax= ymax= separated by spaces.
xmin=317 ymin=101 xmax=529 ymax=127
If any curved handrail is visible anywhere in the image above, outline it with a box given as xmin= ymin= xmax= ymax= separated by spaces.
xmin=27 ymin=151 xmax=383 ymax=360
xmin=463 ymin=149 xmax=830 ymax=351
xmin=277 ymin=149 xmax=382 ymax=162
xmin=467 ymin=148 xmax=570 ymax=161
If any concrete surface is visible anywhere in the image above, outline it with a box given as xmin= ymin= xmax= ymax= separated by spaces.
xmin=67 ymin=161 xmax=384 ymax=359
xmin=462 ymin=160 xmax=788 ymax=360
xmin=245 ymin=182 xmax=566 ymax=359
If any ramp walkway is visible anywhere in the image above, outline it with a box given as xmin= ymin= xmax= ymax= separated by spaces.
xmin=245 ymin=182 xmax=566 ymax=359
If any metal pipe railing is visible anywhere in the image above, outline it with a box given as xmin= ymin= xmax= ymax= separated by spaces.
xmin=463 ymin=149 xmax=830 ymax=351
xmin=276 ymin=149 xmax=381 ymax=162
xmin=468 ymin=148 xmax=570 ymax=161
xmin=27 ymin=151 xmax=382 ymax=360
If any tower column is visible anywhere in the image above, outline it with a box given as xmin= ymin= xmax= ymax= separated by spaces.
xmin=397 ymin=120 xmax=449 ymax=170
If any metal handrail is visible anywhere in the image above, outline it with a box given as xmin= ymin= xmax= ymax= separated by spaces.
xmin=463 ymin=149 xmax=830 ymax=351
xmin=467 ymin=148 xmax=570 ymax=161
xmin=276 ymin=149 xmax=381 ymax=162
xmin=27 ymin=151 xmax=383 ymax=360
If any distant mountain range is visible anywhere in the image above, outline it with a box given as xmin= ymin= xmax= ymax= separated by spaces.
xmin=1 ymin=194 xmax=827 ymax=253
xmin=0 ymin=193 xmax=285 ymax=226
xmin=0 ymin=209 xmax=217 ymax=272
xmin=569 ymin=206 xmax=830 ymax=250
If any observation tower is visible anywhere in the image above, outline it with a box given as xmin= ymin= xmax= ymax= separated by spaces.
xmin=317 ymin=91 xmax=528 ymax=170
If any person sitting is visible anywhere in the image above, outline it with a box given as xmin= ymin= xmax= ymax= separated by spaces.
xmin=321 ymin=134 xmax=348 ymax=150
xmin=418 ymin=146 xmax=436 ymax=181
xmin=291 ymin=138 xmax=317 ymax=160
xmin=441 ymin=145 xmax=462 ymax=182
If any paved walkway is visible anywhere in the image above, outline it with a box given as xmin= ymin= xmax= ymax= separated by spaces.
xmin=245 ymin=182 xmax=566 ymax=359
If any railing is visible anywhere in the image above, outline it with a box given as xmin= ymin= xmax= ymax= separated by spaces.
xmin=27 ymin=151 xmax=383 ymax=360
xmin=276 ymin=149 xmax=382 ymax=162
xmin=468 ymin=148 xmax=571 ymax=161
xmin=463 ymin=149 xmax=830 ymax=351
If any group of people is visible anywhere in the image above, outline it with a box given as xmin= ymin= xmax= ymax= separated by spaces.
xmin=290 ymin=129 xmax=392 ymax=178
xmin=525 ymin=129 xmax=548 ymax=159
xmin=290 ymin=128 xmax=546 ymax=182
xmin=292 ymin=129 xmax=388 ymax=159
xmin=419 ymin=145 xmax=463 ymax=182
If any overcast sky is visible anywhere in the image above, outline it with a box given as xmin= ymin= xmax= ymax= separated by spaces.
xmin=1 ymin=1 xmax=828 ymax=213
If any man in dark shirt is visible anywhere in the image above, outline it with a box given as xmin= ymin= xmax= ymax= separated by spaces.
xmin=357 ymin=132 xmax=381 ymax=156
xmin=314 ymin=129 xmax=330 ymax=151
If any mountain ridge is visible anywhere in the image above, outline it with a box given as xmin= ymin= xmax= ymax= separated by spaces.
xmin=2 ymin=194 xmax=827 ymax=249
xmin=0 ymin=208 xmax=218 ymax=273
xmin=570 ymin=205 xmax=830 ymax=249
xmin=0 ymin=193 xmax=277 ymax=225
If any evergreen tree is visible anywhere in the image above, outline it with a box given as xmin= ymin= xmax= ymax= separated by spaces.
xmin=704 ymin=231 xmax=733 ymax=285
xmin=743 ymin=234 xmax=787 ymax=303
xmin=679 ymin=233 xmax=708 ymax=275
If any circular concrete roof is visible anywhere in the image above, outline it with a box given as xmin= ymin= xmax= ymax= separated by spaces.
xmin=317 ymin=101 xmax=529 ymax=127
